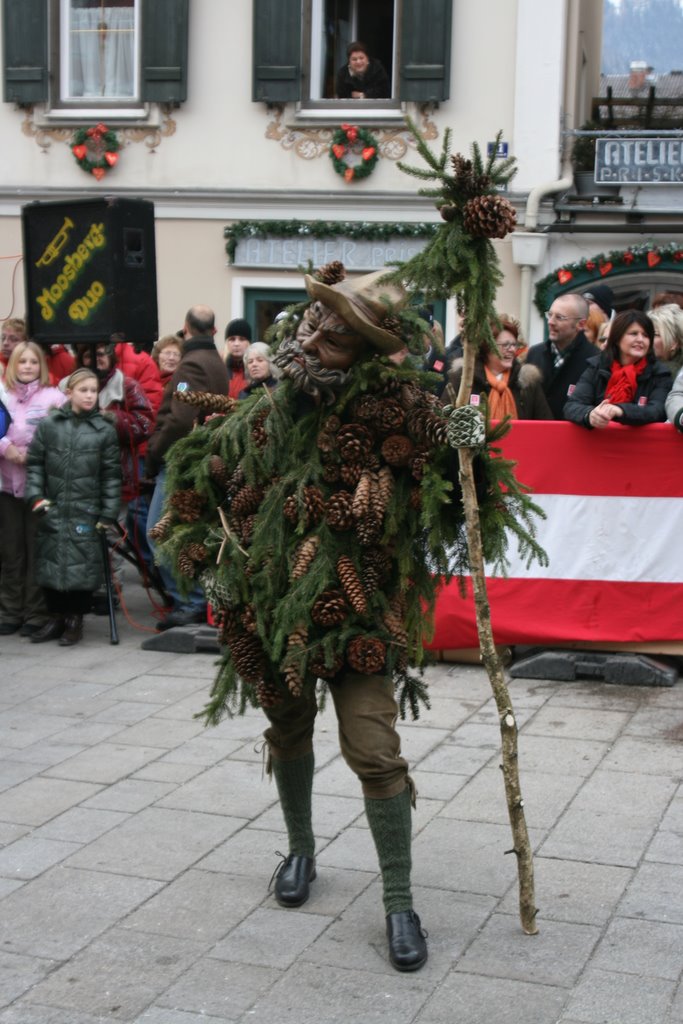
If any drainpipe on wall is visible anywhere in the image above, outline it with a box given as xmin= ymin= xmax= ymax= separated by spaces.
xmin=513 ymin=166 xmax=573 ymax=341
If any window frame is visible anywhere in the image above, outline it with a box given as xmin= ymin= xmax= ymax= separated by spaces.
xmin=54 ymin=0 xmax=142 ymax=114
xmin=2 ymin=0 xmax=188 ymax=118
xmin=252 ymin=0 xmax=452 ymax=111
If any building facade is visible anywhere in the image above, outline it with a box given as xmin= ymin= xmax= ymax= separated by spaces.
xmin=1 ymin=0 xmax=682 ymax=348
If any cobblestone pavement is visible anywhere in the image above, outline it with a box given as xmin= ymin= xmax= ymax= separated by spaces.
xmin=0 ymin=579 xmax=682 ymax=1024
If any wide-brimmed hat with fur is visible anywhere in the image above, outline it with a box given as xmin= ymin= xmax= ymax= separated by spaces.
xmin=304 ymin=270 xmax=407 ymax=354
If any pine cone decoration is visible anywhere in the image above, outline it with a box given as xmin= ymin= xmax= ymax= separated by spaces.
xmin=316 ymin=429 xmax=337 ymax=454
xmin=361 ymin=548 xmax=391 ymax=595
xmin=284 ymin=625 xmax=308 ymax=697
xmin=251 ymin=410 xmax=269 ymax=449
xmin=311 ymin=589 xmax=349 ymax=627
xmin=226 ymin=465 xmax=246 ymax=498
xmin=337 ymin=424 xmax=373 ymax=463
xmin=169 ymin=489 xmax=205 ymax=523
xmin=231 ymin=484 xmax=264 ymax=519
xmin=422 ymin=412 xmax=449 ymax=448
xmin=463 ymin=194 xmax=517 ymax=239
xmin=356 ymin=515 xmax=381 ymax=548
xmin=340 ymin=462 xmax=363 ymax=488
xmin=450 ymin=154 xmax=491 ymax=197
xmin=241 ymin=604 xmax=258 ymax=633
xmin=302 ymin=486 xmax=325 ymax=526
xmin=177 ymin=548 xmax=196 ymax=578
xmin=229 ymin=632 xmax=267 ymax=683
xmin=410 ymin=446 xmax=429 ymax=481
xmin=322 ymin=463 xmax=341 ymax=484
xmin=346 ymin=636 xmax=386 ymax=675
xmin=377 ymin=466 xmax=394 ymax=511
xmin=283 ymin=487 xmax=325 ymax=529
xmin=336 ymin=556 xmax=368 ymax=616
xmin=241 ymin=513 xmax=256 ymax=544
xmin=308 ymin=648 xmax=344 ymax=680
xmin=409 ymin=486 xmax=422 ymax=510
xmin=315 ymin=260 xmax=346 ymax=285
xmin=185 ymin=542 xmax=207 ymax=562
xmin=283 ymin=494 xmax=298 ymax=525
xmin=174 ymin=390 xmax=236 ymax=414
xmin=148 ymin=511 xmax=173 ymax=541
xmin=353 ymin=395 xmax=378 ymax=421
xmin=375 ymin=398 xmax=405 ymax=434
xmin=352 ymin=470 xmax=372 ymax=522
xmin=399 ymin=383 xmax=423 ymax=410
xmin=388 ymin=590 xmax=407 ymax=620
xmin=381 ymin=434 xmax=415 ymax=467
xmin=383 ymin=609 xmax=408 ymax=647
xmin=208 ymin=454 xmax=231 ymax=489
xmin=451 ymin=153 xmax=476 ymax=193
xmin=290 ymin=536 xmax=320 ymax=580
xmin=326 ymin=490 xmax=354 ymax=531
xmin=256 ymin=677 xmax=284 ymax=708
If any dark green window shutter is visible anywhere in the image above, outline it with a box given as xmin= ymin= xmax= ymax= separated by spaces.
xmin=2 ymin=0 xmax=47 ymax=105
xmin=141 ymin=0 xmax=189 ymax=104
xmin=253 ymin=0 xmax=301 ymax=103
xmin=400 ymin=0 xmax=452 ymax=102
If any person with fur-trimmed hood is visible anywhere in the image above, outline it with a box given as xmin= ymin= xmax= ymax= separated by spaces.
xmin=443 ymin=314 xmax=553 ymax=420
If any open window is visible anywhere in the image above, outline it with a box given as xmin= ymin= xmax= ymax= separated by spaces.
xmin=253 ymin=0 xmax=452 ymax=110
xmin=3 ymin=0 xmax=188 ymax=116
xmin=308 ymin=0 xmax=396 ymax=101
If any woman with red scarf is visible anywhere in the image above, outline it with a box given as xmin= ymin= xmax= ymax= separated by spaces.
xmin=564 ymin=310 xmax=672 ymax=428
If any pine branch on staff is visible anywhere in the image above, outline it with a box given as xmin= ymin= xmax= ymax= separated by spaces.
xmin=393 ymin=119 xmax=539 ymax=937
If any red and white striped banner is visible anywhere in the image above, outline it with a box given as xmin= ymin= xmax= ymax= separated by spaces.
xmin=429 ymin=422 xmax=683 ymax=649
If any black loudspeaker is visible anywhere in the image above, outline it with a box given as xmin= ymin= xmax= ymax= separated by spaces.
xmin=22 ymin=197 xmax=158 ymax=346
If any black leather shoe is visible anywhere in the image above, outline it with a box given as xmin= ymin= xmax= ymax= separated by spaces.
xmin=386 ymin=910 xmax=428 ymax=972
xmin=0 ymin=621 xmax=21 ymax=635
xmin=273 ymin=854 xmax=316 ymax=907
xmin=59 ymin=614 xmax=83 ymax=646
xmin=20 ymin=623 xmax=43 ymax=637
xmin=30 ymin=617 xmax=65 ymax=643
xmin=155 ymin=608 xmax=206 ymax=632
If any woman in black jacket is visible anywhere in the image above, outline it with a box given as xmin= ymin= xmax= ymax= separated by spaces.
xmin=564 ymin=310 xmax=672 ymax=428
xmin=336 ymin=41 xmax=390 ymax=99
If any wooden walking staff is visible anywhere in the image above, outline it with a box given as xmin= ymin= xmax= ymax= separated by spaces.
xmin=392 ymin=122 xmax=546 ymax=935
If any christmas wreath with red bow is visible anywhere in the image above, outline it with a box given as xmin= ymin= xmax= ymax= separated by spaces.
xmin=329 ymin=123 xmax=379 ymax=183
xmin=71 ymin=123 xmax=121 ymax=180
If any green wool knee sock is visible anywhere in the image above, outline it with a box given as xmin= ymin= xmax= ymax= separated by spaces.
xmin=364 ymin=786 xmax=413 ymax=915
xmin=271 ymin=752 xmax=315 ymax=858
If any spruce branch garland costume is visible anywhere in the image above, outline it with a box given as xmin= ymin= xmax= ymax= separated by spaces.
xmin=157 ymin=232 xmax=546 ymax=966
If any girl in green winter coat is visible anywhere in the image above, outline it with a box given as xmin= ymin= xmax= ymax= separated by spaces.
xmin=25 ymin=368 xmax=121 ymax=646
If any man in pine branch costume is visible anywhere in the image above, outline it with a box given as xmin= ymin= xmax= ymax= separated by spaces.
xmin=157 ymin=264 xmax=483 ymax=972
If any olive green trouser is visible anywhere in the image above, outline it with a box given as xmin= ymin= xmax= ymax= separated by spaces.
xmin=263 ymin=672 xmax=410 ymax=800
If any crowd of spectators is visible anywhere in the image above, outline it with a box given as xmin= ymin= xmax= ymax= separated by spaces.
xmin=1 ymin=283 xmax=683 ymax=645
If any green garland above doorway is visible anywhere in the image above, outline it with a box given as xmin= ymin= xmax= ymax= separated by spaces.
xmin=534 ymin=241 xmax=683 ymax=314
xmin=224 ymin=219 xmax=438 ymax=264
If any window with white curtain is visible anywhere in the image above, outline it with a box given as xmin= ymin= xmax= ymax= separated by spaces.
xmin=60 ymin=0 xmax=139 ymax=102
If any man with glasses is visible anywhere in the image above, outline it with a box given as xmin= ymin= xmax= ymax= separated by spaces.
xmin=526 ymin=293 xmax=595 ymax=418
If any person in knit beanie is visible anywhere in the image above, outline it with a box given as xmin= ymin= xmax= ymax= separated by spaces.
xmin=224 ymin=317 xmax=252 ymax=399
